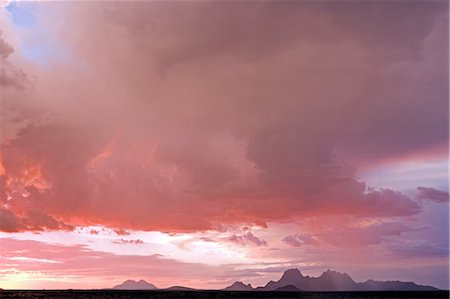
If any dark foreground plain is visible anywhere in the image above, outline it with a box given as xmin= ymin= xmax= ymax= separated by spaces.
xmin=0 ymin=290 xmax=448 ymax=299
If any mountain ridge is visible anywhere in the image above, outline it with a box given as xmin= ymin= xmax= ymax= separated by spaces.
xmin=112 ymin=279 xmax=157 ymax=290
xmin=223 ymin=281 xmax=253 ymax=291
xmin=225 ymin=268 xmax=438 ymax=291
xmin=112 ymin=268 xmax=439 ymax=291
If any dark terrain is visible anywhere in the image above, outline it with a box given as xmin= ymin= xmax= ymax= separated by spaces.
xmin=0 ymin=290 xmax=448 ymax=299
xmin=2 ymin=268 xmax=446 ymax=298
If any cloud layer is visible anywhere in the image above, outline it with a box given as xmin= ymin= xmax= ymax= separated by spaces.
xmin=0 ymin=1 xmax=448 ymax=237
xmin=417 ymin=187 xmax=449 ymax=203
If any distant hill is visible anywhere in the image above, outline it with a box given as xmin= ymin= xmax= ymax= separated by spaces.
xmin=359 ymin=279 xmax=438 ymax=291
xmin=258 ymin=268 xmax=438 ymax=291
xmin=223 ymin=281 xmax=254 ymax=291
xmin=164 ymin=286 xmax=197 ymax=291
xmin=274 ymin=285 xmax=303 ymax=292
xmin=112 ymin=279 xmax=157 ymax=290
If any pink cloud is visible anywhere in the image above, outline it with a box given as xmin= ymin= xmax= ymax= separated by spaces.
xmin=0 ymin=31 xmax=28 ymax=89
xmin=0 ymin=208 xmax=72 ymax=232
xmin=114 ymin=229 xmax=131 ymax=236
xmin=388 ymin=242 xmax=449 ymax=258
xmin=228 ymin=232 xmax=267 ymax=247
xmin=113 ymin=238 xmax=144 ymax=245
xmin=0 ymin=31 xmax=14 ymax=59
xmin=0 ymin=208 xmax=24 ymax=232
xmin=0 ymin=1 xmax=447 ymax=235
xmin=283 ymin=234 xmax=320 ymax=247
xmin=417 ymin=186 xmax=449 ymax=203
xmin=315 ymin=222 xmax=426 ymax=247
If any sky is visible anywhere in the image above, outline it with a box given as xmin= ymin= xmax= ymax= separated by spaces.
xmin=0 ymin=0 xmax=449 ymax=290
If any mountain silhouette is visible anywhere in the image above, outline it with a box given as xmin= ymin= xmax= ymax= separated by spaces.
xmin=112 ymin=279 xmax=157 ymax=290
xmin=258 ymin=268 xmax=305 ymax=291
xmin=223 ymin=281 xmax=254 ymax=291
xmin=256 ymin=268 xmax=438 ymax=291
xmin=164 ymin=286 xmax=197 ymax=291
xmin=257 ymin=269 xmax=437 ymax=291
xmin=113 ymin=268 xmax=439 ymax=292
xmin=359 ymin=279 xmax=438 ymax=291
xmin=313 ymin=269 xmax=358 ymax=291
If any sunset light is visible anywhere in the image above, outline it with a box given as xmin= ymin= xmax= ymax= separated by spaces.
xmin=0 ymin=1 xmax=448 ymax=296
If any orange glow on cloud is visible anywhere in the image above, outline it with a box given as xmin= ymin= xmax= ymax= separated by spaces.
xmin=87 ymin=143 xmax=113 ymax=170
xmin=0 ymin=157 xmax=5 ymax=176
xmin=5 ymin=160 xmax=50 ymax=197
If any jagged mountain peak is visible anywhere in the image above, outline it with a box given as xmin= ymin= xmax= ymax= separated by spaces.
xmin=280 ymin=268 xmax=303 ymax=281
xmin=224 ymin=281 xmax=253 ymax=291
xmin=321 ymin=269 xmax=352 ymax=279
xmin=112 ymin=279 xmax=157 ymax=290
